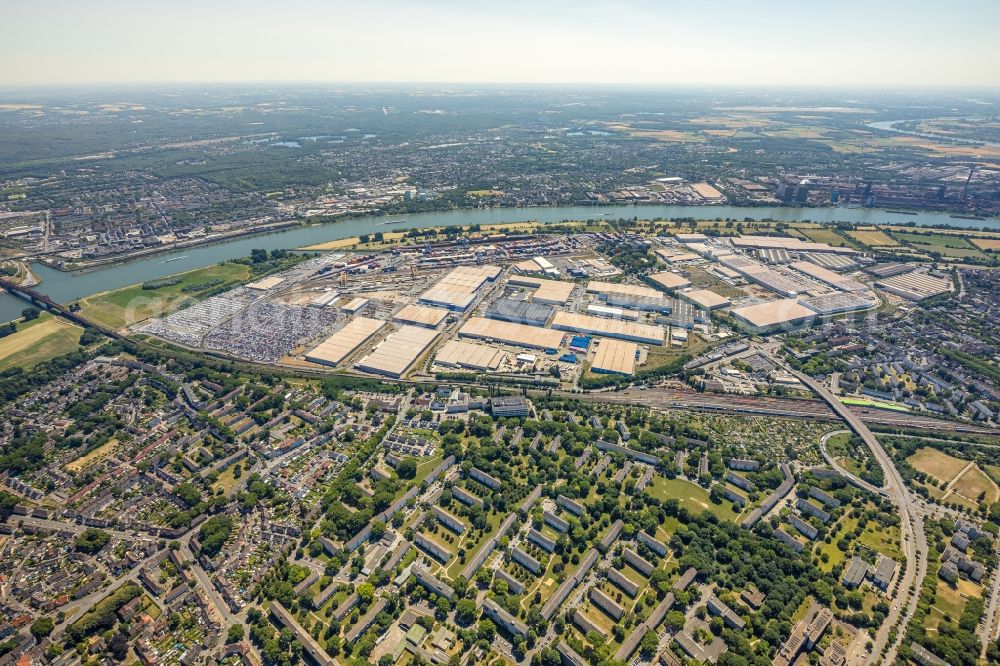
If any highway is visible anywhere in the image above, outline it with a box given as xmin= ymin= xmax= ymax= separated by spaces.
xmin=793 ymin=371 xmax=927 ymax=666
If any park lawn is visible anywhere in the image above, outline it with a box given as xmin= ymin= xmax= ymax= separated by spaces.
xmin=858 ymin=522 xmax=902 ymax=561
xmin=927 ymin=578 xmax=979 ymax=630
xmin=906 ymin=448 xmax=969 ymax=485
xmin=445 ymin=509 xmax=504 ymax=580
xmin=950 ymin=464 xmax=999 ymax=505
xmin=211 ymin=463 xmax=245 ymax=496
xmin=411 ymin=454 xmax=445 ymax=487
xmin=0 ymin=312 xmax=83 ymax=371
xmin=76 ymin=262 xmax=250 ymax=330
xmin=817 ymin=535 xmax=847 ymax=572
xmin=646 ymin=477 xmax=738 ymax=521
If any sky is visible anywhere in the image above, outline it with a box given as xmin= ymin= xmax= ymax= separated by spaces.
xmin=1 ymin=0 xmax=998 ymax=88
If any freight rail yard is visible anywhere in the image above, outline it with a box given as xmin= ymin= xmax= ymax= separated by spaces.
xmin=130 ymin=226 xmax=961 ymax=396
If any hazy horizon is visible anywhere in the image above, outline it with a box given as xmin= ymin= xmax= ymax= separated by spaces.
xmin=2 ymin=0 xmax=998 ymax=88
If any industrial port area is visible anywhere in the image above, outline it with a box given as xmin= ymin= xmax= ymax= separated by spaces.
xmin=132 ymin=225 xmax=949 ymax=395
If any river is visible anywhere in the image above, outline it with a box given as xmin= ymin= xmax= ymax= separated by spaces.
xmin=2 ymin=203 xmax=997 ymax=323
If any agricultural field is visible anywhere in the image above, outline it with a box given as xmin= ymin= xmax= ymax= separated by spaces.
xmin=0 ymin=312 xmax=83 ymax=371
xmin=798 ymin=227 xmax=851 ymax=247
xmin=890 ymin=231 xmax=988 ymax=259
xmin=970 ymin=237 xmax=1000 ymax=252
xmin=76 ymin=262 xmax=251 ymax=330
xmin=847 ymin=229 xmax=898 ymax=247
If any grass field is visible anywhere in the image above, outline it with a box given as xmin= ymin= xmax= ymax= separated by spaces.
xmin=646 ymin=477 xmax=739 ymax=521
xmin=949 ymin=464 xmax=999 ymax=506
xmin=906 ymin=448 xmax=970 ymax=485
xmin=927 ymin=578 xmax=979 ymax=630
xmin=0 ymin=312 xmax=83 ymax=371
xmin=858 ymin=521 xmax=902 ymax=561
xmin=76 ymin=263 xmax=250 ymax=330
xmin=890 ymin=231 xmax=987 ymax=260
xmin=847 ymin=229 xmax=897 ymax=247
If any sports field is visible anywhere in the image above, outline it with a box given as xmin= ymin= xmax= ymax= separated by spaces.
xmin=76 ymin=263 xmax=250 ymax=330
xmin=0 ymin=313 xmax=83 ymax=371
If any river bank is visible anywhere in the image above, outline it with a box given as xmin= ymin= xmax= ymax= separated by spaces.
xmin=1 ymin=202 xmax=997 ymax=324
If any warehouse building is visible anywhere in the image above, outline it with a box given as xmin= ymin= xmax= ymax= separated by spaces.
xmin=247 ymin=276 xmax=286 ymax=291
xmin=590 ymin=339 xmax=640 ymax=376
xmin=508 ymin=275 xmax=575 ymax=304
xmin=678 ymin=288 xmax=731 ymax=310
xmin=876 ymin=271 xmax=951 ymax=301
xmin=418 ymin=264 xmax=502 ymax=311
xmin=551 ymin=311 xmax=665 ymax=345
xmin=355 ymin=325 xmax=439 ymax=378
xmin=305 ymin=317 xmax=387 ymax=367
xmin=434 ymin=339 xmax=504 ymax=371
xmin=730 ymin=299 xmax=815 ymax=333
xmin=393 ymin=303 xmax=449 ymax=328
xmin=648 ymin=271 xmax=691 ymax=292
xmin=604 ymin=292 xmax=675 ymax=313
xmin=458 ymin=316 xmax=565 ymax=351
xmin=657 ymin=299 xmax=697 ymax=329
xmin=341 ymin=296 xmax=370 ymax=314
xmin=800 ymin=292 xmax=876 ymax=315
xmin=729 ymin=235 xmax=857 ymax=255
xmin=587 ymin=280 xmax=663 ymax=301
xmin=486 ymin=298 xmax=554 ymax=326
xmin=586 ymin=303 xmax=640 ymax=321
xmin=789 ymin=261 xmax=867 ymax=292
